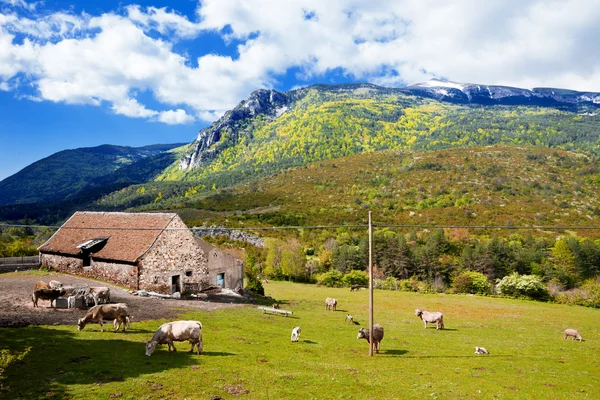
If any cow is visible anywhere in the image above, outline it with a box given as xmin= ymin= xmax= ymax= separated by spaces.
xmin=77 ymin=303 xmax=130 ymax=332
xmin=564 ymin=329 xmax=583 ymax=341
xmin=49 ymin=280 xmax=63 ymax=289
xmin=86 ymin=287 xmax=111 ymax=306
xmin=325 ymin=297 xmax=337 ymax=311
xmin=357 ymin=324 xmax=385 ymax=354
xmin=145 ymin=321 xmax=203 ymax=356
xmin=291 ymin=326 xmax=301 ymax=342
xmin=415 ymin=309 xmax=445 ymax=330
xmin=34 ymin=281 xmax=50 ymax=290
xmin=32 ymin=289 xmax=66 ymax=308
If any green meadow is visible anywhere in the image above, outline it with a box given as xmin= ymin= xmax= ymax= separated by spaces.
xmin=1 ymin=281 xmax=598 ymax=399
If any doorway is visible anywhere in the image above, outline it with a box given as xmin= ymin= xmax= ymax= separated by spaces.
xmin=171 ymin=275 xmax=181 ymax=294
xmin=217 ymin=273 xmax=225 ymax=288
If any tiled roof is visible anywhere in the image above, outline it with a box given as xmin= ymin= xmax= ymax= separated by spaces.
xmin=38 ymin=212 xmax=177 ymax=263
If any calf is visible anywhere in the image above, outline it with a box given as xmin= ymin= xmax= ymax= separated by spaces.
xmin=32 ymin=289 xmax=66 ymax=308
xmin=415 ymin=309 xmax=444 ymax=330
xmin=475 ymin=346 xmax=489 ymax=354
xmin=345 ymin=314 xmax=354 ymax=324
xmin=325 ymin=297 xmax=337 ymax=311
xmin=357 ymin=324 xmax=384 ymax=353
xmin=145 ymin=321 xmax=203 ymax=356
xmin=291 ymin=326 xmax=301 ymax=342
xmin=77 ymin=303 xmax=130 ymax=332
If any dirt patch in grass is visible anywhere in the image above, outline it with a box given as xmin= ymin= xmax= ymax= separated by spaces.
xmin=0 ymin=271 xmax=246 ymax=328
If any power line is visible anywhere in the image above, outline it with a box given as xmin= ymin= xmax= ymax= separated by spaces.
xmin=2 ymin=222 xmax=600 ymax=231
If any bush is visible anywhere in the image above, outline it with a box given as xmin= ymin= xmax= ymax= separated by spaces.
xmin=375 ymin=276 xmax=399 ymax=290
xmin=398 ymin=277 xmax=420 ymax=292
xmin=554 ymin=278 xmax=600 ymax=308
xmin=342 ymin=270 xmax=369 ymax=287
xmin=495 ymin=273 xmax=549 ymax=301
xmin=245 ymin=279 xmax=264 ymax=296
xmin=315 ymin=270 xmax=344 ymax=287
xmin=452 ymin=270 xmax=491 ymax=295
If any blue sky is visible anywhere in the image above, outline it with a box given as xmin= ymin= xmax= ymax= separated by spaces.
xmin=1 ymin=0 xmax=599 ymax=180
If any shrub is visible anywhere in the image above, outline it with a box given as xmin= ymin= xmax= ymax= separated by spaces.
xmin=374 ymin=276 xmax=399 ymax=290
xmin=554 ymin=278 xmax=600 ymax=308
xmin=245 ymin=279 xmax=264 ymax=296
xmin=315 ymin=270 xmax=344 ymax=287
xmin=398 ymin=277 xmax=420 ymax=292
xmin=342 ymin=270 xmax=369 ymax=287
xmin=452 ymin=270 xmax=491 ymax=295
xmin=495 ymin=273 xmax=549 ymax=301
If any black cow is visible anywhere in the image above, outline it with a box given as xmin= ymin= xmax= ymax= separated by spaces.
xmin=32 ymin=289 xmax=66 ymax=307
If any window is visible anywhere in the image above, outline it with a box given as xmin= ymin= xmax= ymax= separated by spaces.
xmin=185 ymin=270 xmax=192 ymax=277
xmin=217 ymin=273 xmax=225 ymax=288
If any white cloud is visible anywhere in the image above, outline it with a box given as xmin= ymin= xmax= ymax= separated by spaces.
xmin=1 ymin=0 xmax=600 ymax=127
xmin=0 ymin=0 xmax=38 ymax=12
xmin=157 ymin=109 xmax=194 ymax=124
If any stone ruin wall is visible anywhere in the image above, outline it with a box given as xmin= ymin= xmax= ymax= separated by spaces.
xmin=40 ymin=253 xmax=138 ymax=289
xmin=139 ymin=216 xmax=209 ymax=294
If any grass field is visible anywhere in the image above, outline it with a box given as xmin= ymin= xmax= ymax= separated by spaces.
xmin=1 ymin=281 xmax=599 ymax=399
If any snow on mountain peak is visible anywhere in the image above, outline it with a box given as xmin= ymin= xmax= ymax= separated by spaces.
xmin=415 ymin=78 xmax=467 ymax=92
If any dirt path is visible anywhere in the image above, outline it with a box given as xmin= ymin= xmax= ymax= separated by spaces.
xmin=0 ymin=271 xmax=248 ymax=328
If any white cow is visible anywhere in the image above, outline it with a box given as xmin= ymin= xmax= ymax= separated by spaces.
xmin=87 ymin=287 xmax=111 ymax=306
xmin=415 ymin=309 xmax=445 ymax=330
xmin=291 ymin=326 xmax=301 ymax=342
xmin=145 ymin=321 xmax=203 ymax=356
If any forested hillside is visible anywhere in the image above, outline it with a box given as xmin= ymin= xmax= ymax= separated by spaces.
xmin=0 ymin=143 xmax=185 ymax=206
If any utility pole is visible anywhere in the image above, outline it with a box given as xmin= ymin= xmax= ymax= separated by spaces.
xmin=368 ymin=211 xmax=374 ymax=356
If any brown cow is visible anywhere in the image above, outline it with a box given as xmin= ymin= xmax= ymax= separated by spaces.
xmin=34 ymin=281 xmax=50 ymax=290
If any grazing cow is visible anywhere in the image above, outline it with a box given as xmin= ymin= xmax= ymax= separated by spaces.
xmin=86 ymin=287 xmax=111 ymax=306
xmin=415 ymin=309 xmax=445 ymax=330
xmin=32 ymin=289 xmax=66 ymax=308
xmin=475 ymin=346 xmax=489 ymax=354
xmin=77 ymin=303 xmax=130 ymax=332
xmin=564 ymin=329 xmax=583 ymax=341
xmin=357 ymin=324 xmax=384 ymax=354
xmin=325 ymin=297 xmax=337 ymax=311
xmin=34 ymin=281 xmax=50 ymax=290
xmin=273 ymin=303 xmax=280 ymax=309
xmin=291 ymin=326 xmax=301 ymax=342
xmin=145 ymin=321 xmax=203 ymax=356
xmin=350 ymin=285 xmax=363 ymax=291
xmin=346 ymin=314 xmax=354 ymax=324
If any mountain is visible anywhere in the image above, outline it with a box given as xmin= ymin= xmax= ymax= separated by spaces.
xmin=4 ymin=79 xmax=600 ymax=223
xmin=406 ymin=78 xmax=600 ymax=107
xmin=0 ymin=143 xmax=186 ymax=206
xmin=164 ymin=79 xmax=600 ymax=186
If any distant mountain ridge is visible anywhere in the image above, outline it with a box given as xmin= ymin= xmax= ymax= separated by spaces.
xmin=0 ymin=143 xmax=185 ymax=206
xmin=178 ymin=79 xmax=600 ymax=173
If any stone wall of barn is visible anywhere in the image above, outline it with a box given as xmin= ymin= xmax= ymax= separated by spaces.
xmin=206 ymin=249 xmax=244 ymax=290
xmin=40 ymin=253 xmax=138 ymax=289
xmin=139 ymin=216 xmax=209 ymax=294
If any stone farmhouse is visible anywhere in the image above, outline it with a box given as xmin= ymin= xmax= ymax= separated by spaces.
xmin=38 ymin=211 xmax=242 ymax=295
xmin=196 ymin=239 xmax=244 ymax=290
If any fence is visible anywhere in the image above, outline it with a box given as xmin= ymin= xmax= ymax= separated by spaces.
xmin=0 ymin=256 xmax=40 ymax=273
